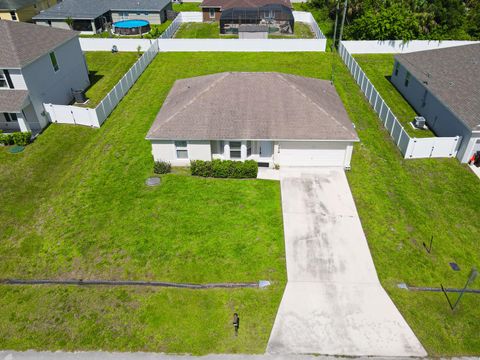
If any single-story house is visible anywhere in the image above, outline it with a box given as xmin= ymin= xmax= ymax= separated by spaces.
xmin=0 ymin=0 xmax=57 ymax=23
xmin=200 ymin=0 xmax=293 ymax=34
xmin=32 ymin=0 xmax=172 ymax=34
xmin=391 ymin=44 xmax=480 ymax=163
xmin=146 ymin=72 xmax=359 ymax=169
xmin=0 ymin=20 xmax=90 ymax=133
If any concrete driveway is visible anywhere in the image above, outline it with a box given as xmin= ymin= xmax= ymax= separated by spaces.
xmin=267 ymin=168 xmax=427 ymax=357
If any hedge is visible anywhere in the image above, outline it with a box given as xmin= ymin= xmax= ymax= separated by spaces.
xmin=0 ymin=131 xmax=32 ymax=146
xmin=190 ymin=159 xmax=258 ymax=179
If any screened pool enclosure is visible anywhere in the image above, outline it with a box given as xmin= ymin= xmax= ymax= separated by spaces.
xmin=219 ymin=4 xmax=294 ymax=34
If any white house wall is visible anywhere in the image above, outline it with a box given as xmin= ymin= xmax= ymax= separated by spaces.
xmin=391 ymin=61 xmax=474 ymax=162
xmin=111 ymin=12 xmax=163 ymax=24
xmin=151 ymin=140 xmax=212 ymax=166
xmin=22 ymin=37 xmax=90 ymax=130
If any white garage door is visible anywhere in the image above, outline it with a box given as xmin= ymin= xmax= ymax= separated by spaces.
xmin=278 ymin=141 xmax=347 ymax=167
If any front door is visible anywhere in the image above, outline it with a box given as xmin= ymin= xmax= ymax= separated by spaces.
xmin=259 ymin=141 xmax=273 ymax=159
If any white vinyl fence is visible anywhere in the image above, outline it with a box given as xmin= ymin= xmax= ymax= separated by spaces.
xmin=46 ymin=41 xmax=160 ymax=128
xmin=338 ymin=41 xmax=461 ymax=159
xmin=340 ymin=40 xmax=479 ymax=54
xmin=79 ymin=12 xmax=326 ymax=52
xmin=80 ymin=38 xmax=155 ymax=52
xmin=156 ymin=11 xmax=327 ymax=51
xmin=292 ymin=11 xmax=325 ymax=39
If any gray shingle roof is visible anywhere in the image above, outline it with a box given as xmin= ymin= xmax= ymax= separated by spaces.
xmin=146 ymin=72 xmax=359 ymax=141
xmin=0 ymin=20 xmax=78 ymax=68
xmin=395 ymin=44 xmax=480 ymax=131
xmin=0 ymin=0 xmax=39 ymax=10
xmin=0 ymin=89 xmax=29 ymax=112
xmin=33 ymin=0 xmax=171 ymax=20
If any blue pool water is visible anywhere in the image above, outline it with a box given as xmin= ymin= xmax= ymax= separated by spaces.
xmin=114 ymin=20 xmax=149 ymax=28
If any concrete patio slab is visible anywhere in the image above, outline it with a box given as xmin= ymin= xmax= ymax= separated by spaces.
xmin=267 ymin=167 xmax=426 ymax=357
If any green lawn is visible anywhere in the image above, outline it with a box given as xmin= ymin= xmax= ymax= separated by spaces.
xmin=174 ymin=22 xmax=238 ymax=38
xmin=174 ymin=22 xmax=314 ymax=39
xmin=173 ymin=2 xmax=201 ymax=12
xmin=82 ymin=52 xmax=139 ymax=107
xmin=0 ymin=52 xmax=479 ymax=355
xmin=269 ymin=22 xmax=315 ymax=39
xmin=354 ymin=54 xmax=435 ymax=137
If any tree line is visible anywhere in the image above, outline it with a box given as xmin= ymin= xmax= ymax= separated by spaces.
xmin=309 ymin=0 xmax=480 ymax=40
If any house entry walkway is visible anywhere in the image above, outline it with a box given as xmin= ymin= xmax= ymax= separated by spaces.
xmin=266 ymin=168 xmax=427 ymax=357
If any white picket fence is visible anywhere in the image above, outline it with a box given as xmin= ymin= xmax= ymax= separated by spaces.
xmin=338 ymin=41 xmax=461 ymax=159
xmin=46 ymin=41 xmax=160 ymax=128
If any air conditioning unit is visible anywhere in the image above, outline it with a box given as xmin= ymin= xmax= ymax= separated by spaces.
xmin=413 ymin=116 xmax=426 ymax=129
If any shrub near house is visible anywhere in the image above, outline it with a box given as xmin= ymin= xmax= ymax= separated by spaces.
xmin=0 ymin=131 xmax=31 ymax=146
xmin=191 ymin=159 xmax=258 ymax=178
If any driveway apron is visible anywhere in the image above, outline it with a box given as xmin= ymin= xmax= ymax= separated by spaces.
xmin=266 ymin=168 xmax=427 ymax=357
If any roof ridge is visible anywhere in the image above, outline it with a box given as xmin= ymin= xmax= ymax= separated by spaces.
xmin=275 ymin=73 xmax=354 ymax=135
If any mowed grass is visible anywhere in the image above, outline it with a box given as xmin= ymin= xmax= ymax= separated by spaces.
xmin=173 ymin=2 xmax=201 ymax=11
xmin=174 ymin=22 xmax=238 ymax=38
xmin=268 ymin=23 xmax=315 ymax=39
xmin=0 ymin=52 xmax=291 ymax=353
xmin=0 ymin=51 xmax=479 ymax=355
xmin=174 ymin=22 xmax=314 ymax=39
xmin=354 ymin=54 xmax=434 ymax=137
xmin=82 ymin=52 xmax=138 ymax=107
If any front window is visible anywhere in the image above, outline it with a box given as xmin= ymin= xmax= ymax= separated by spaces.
xmin=3 ymin=113 xmax=18 ymax=122
xmin=405 ymin=72 xmax=410 ymax=87
xmin=230 ymin=141 xmax=241 ymax=159
xmin=50 ymin=52 xmax=59 ymax=72
xmin=247 ymin=141 xmax=252 ymax=157
xmin=0 ymin=72 xmax=8 ymax=88
xmin=175 ymin=140 xmax=188 ymax=159
xmin=209 ymin=8 xmax=215 ymax=18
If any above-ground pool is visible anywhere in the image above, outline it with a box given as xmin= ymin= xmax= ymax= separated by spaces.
xmin=113 ymin=20 xmax=151 ymax=35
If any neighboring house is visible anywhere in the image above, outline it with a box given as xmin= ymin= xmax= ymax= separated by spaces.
xmin=146 ymin=72 xmax=359 ymax=168
xmin=0 ymin=0 xmax=57 ymax=23
xmin=32 ymin=0 xmax=172 ymax=34
xmin=0 ymin=20 xmax=90 ymax=133
xmin=200 ymin=0 xmax=293 ymax=34
xmin=391 ymin=44 xmax=480 ymax=163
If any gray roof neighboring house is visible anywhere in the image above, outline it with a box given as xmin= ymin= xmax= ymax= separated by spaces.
xmin=33 ymin=0 xmax=171 ymax=20
xmin=395 ymin=43 xmax=480 ymax=131
xmin=147 ymin=72 xmax=359 ymax=141
xmin=0 ymin=19 xmax=78 ymax=68
xmin=0 ymin=89 xmax=29 ymax=112
xmin=0 ymin=0 xmax=40 ymax=10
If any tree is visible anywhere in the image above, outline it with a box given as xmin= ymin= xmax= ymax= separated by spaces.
xmin=345 ymin=3 xmax=420 ymax=40
xmin=65 ymin=16 xmax=74 ymax=30
xmin=465 ymin=0 xmax=480 ymax=38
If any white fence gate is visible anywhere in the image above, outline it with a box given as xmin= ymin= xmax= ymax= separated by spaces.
xmin=45 ymin=41 xmax=159 ymax=128
xmin=338 ymin=41 xmax=461 ymax=160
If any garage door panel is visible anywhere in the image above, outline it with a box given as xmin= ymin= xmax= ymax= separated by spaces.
xmin=278 ymin=141 xmax=346 ymax=167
